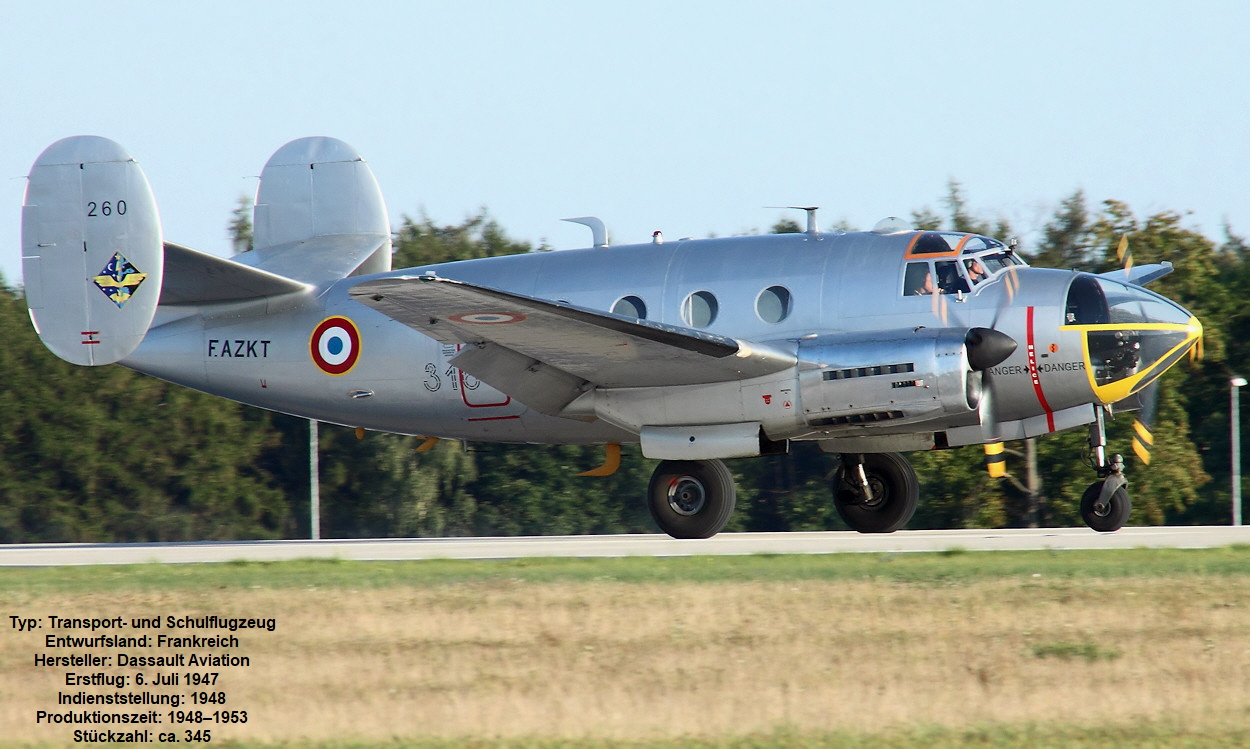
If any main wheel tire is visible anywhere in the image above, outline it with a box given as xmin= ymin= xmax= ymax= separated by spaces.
xmin=1080 ymin=480 xmax=1131 ymax=532
xmin=833 ymin=452 xmax=919 ymax=533
xmin=648 ymin=459 xmax=736 ymax=539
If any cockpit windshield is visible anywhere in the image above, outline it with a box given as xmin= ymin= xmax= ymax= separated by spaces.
xmin=976 ymin=251 xmax=1020 ymax=274
xmin=900 ymin=233 xmax=1024 ymax=296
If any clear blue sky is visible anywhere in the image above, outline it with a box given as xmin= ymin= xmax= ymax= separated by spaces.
xmin=4 ymin=1 xmax=1248 ymax=285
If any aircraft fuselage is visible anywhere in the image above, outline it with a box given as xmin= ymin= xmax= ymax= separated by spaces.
xmin=122 ymin=229 xmax=1198 ymax=453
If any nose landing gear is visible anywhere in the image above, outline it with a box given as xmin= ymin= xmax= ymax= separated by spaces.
xmin=1081 ymin=405 xmax=1132 ymax=532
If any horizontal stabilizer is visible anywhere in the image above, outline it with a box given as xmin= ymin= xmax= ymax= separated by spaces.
xmin=1099 ymin=262 xmax=1172 ymax=287
xmin=230 ymin=234 xmax=391 ymax=287
xmin=22 ymin=136 xmax=162 ymax=365
xmin=161 ymin=242 xmax=309 ymax=305
xmin=350 ymin=275 xmax=797 ymax=393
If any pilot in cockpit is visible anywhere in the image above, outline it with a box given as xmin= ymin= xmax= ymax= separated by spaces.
xmin=905 ymin=266 xmax=934 ymax=295
xmin=964 ymin=257 xmax=988 ymax=284
xmin=935 ymin=261 xmax=967 ymax=294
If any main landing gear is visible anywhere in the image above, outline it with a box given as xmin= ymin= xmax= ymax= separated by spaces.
xmin=647 ymin=459 xmax=737 ymax=539
xmin=647 ymin=452 xmax=922 ymax=538
xmin=833 ymin=452 xmax=919 ymax=533
xmin=1081 ymin=405 xmax=1132 ymax=532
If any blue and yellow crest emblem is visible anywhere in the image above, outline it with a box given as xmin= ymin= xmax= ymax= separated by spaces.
xmin=93 ymin=252 xmax=148 ymax=308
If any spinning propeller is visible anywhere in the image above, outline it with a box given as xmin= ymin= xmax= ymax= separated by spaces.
xmin=1129 ymin=381 xmax=1158 ymax=465
xmin=966 ymin=325 xmax=1017 ymax=477
xmin=976 ymin=264 xmax=1023 ymax=476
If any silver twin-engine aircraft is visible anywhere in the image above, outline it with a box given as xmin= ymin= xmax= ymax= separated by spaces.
xmin=21 ymin=136 xmax=1203 ymax=538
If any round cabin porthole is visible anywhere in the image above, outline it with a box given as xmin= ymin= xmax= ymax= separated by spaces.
xmin=611 ymin=295 xmax=647 ymax=319
xmin=756 ymin=285 xmax=792 ymax=323
xmin=682 ymin=290 xmax=718 ymax=328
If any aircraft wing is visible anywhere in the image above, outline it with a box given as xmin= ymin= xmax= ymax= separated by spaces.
xmin=350 ymin=275 xmax=796 ymax=413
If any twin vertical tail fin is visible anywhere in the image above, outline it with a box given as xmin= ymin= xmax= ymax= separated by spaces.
xmin=22 ymin=135 xmax=391 ymax=366
xmin=22 ymin=136 xmax=163 ymax=365
xmin=247 ymin=136 xmax=392 ymax=281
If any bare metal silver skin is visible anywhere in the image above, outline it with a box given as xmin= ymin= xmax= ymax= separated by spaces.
xmin=21 ymin=135 xmax=1202 ymax=537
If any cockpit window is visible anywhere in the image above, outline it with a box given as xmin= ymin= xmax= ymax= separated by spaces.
xmin=935 ymin=261 xmax=969 ymax=294
xmin=907 ymin=235 xmax=1024 ymax=293
xmin=904 ymin=262 xmax=932 ymax=295
xmin=904 ymin=260 xmax=968 ymax=295
xmin=956 ymin=250 xmax=1024 ymax=285
xmin=963 ymin=257 xmax=989 ymax=285
xmin=910 ymin=232 xmax=955 ymax=256
xmin=959 ymin=236 xmax=1005 ymax=252
xmin=978 ymin=252 xmax=1016 ymax=274
xmin=910 ymin=232 xmax=962 ymax=255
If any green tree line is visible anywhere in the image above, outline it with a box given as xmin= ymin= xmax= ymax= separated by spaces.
xmin=1 ymin=189 xmax=1246 ymax=542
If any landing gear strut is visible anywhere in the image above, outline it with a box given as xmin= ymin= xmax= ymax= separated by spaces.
xmin=1081 ymin=405 xmax=1131 ymax=532
xmin=833 ymin=452 xmax=919 ymax=533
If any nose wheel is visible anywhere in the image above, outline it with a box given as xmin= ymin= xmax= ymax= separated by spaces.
xmin=1083 ymin=406 xmax=1132 ymax=532
xmin=1081 ymin=477 xmax=1131 ymax=532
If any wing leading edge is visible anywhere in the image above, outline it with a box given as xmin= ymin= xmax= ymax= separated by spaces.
xmin=349 ymin=275 xmax=797 ymax=413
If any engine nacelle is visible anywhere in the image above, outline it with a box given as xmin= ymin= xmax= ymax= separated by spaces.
xmin=797 ymin=327 xmax=980 ymax=429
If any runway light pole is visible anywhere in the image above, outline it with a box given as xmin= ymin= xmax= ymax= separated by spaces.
xmin=310 ymin=419 xmax=321 ymax=540
xmin=1232 ymin=377 xmax=1247 ymax=527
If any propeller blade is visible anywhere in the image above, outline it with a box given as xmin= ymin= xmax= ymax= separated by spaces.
xmin=984 ymin=440 xmax=1007 ymax=477
xmin=931 ymin=286 xmax=949 ymax=324
xmin=979 ymin=371 xmax=999 ymax=438
xmin=1006 ymin=263 xmax=1020 ymax=299
xmin=974 ymin=268 xmax=1025 ymax=475
xmin=987 ymin=264 xmax=1020 ymax=332
xmin=1116 ymin=234 xmax=1135 ymax=279
xmin=1188 ymin=329 xmax=1205 ymax=362
xmin=964 ymin=328 xmax=1017 ymax=444
xmin=1131 ymin=420 xmax=1154 ymax=465
xmin=1130 ymin=381 xmax=1159 ymax=465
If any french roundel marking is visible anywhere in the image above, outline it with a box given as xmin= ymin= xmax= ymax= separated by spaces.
xmin=310 ymin=316 xmax=362 ymax=375
xmin=447 ymin=312 xmax=527 ymax=325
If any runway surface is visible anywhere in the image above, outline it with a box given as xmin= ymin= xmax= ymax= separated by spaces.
xmin=2 ymin=526 xmax=1248 ymax=566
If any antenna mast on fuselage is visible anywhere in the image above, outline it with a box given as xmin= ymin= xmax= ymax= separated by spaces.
xmin=768 ymin=205 xmax=820 ymax=235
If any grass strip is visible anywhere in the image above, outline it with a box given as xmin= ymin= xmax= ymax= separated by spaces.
xmin=2 ymin=545 xmax=1249 ymax=595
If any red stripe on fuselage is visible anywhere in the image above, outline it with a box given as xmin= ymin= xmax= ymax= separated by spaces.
xmin=1026 ymin=306 xmax=1056 ymax=432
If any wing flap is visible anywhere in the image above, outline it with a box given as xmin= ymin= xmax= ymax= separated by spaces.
xmin=350 ymin=275 xmax=797 ymax=390
xmin=450 ymin=342 xmax=589 ymax=414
